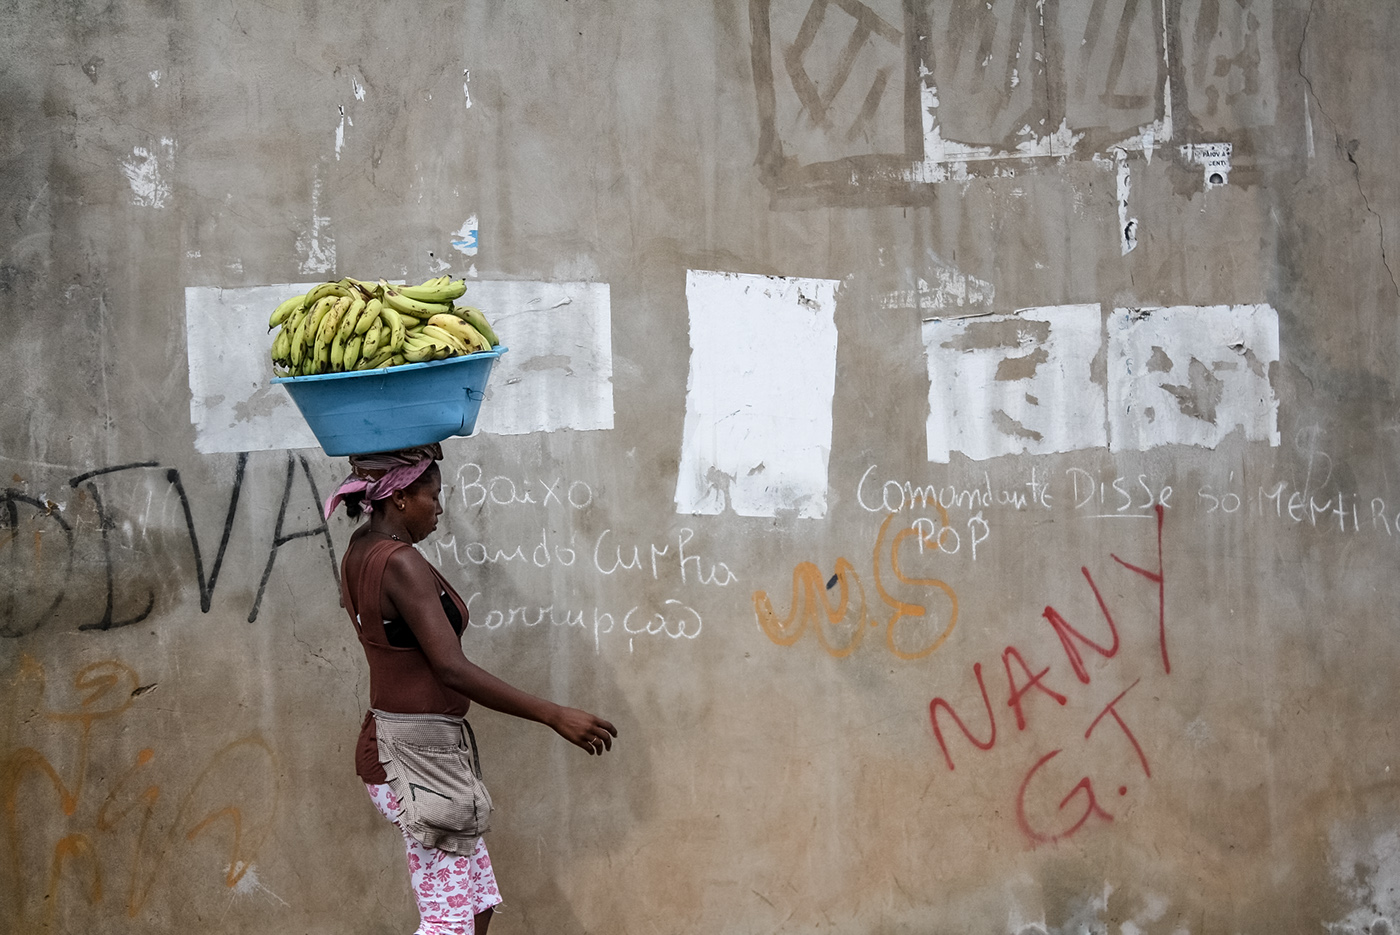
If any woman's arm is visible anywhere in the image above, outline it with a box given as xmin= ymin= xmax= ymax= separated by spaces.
xmin=383 ymin=548 xmax=617 ymax=754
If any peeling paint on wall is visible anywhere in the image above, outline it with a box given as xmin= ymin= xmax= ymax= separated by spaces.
xmin=882 ymin=263 xmax=994 ymax=313
xmin=296 ymin=178 xmax=335 ymax=275
xmin=452 ymin=216 xmax=479 ymax=257
xmin=1106 ymin=304 xmax=1279 ymax=451
xmin=1116 ymin=148 xmax=1139 ymax=254
xmin=334 ymin=105 xmax=352 ymax=160
xmin=923 ymin=303 xmax=1280 ymax=461
xmin=675 ymin=270 xmax=838 ymax=518
xmin=1181 ymin=0 xmax=1277 ymax=132
xmin=911 ymin=59 xmax=1085 ymax=183
xmin=1119 ymin=890 xmax=1175 ymax=935
xmin=1326 ymin=823 xmax=1400 ymax=934
xmin=121 ymin=139 xmax=175 ymax=208
xmin=923 ymin=305 xmax=1106 ymax=463
xmin=470 ymin=280 xmax=614 ymax=436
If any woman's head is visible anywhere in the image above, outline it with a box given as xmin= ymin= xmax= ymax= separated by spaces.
xmin=324 ymin=443 xmax=444 ymax=520
xmin=385 ymin=462 xmax=443 ymax=541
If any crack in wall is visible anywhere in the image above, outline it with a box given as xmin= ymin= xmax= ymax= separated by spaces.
xmin=1297 ymin=0 xmax=1400 ymax=297
xmin=1344 ymin=147 xmax=1398 ymax=296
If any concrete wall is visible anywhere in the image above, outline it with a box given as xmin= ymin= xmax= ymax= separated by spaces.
xmin=2 ymin=1 xmax=1398 ymax=932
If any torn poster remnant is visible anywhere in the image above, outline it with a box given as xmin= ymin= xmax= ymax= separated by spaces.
xmin=452 ymin=217 xmax=479 ymax=256
xmin=923 ymin=305 xmax=1107 ymax=464
xmin=1324 ymin=821 xmax=1400 ymax=934
xmin=1106 ymin=304 xmax=1279 ymax=451
xmin=883 ymin=264 xmax=995 ymax=315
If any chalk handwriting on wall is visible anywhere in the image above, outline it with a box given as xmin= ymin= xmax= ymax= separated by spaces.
xmin=0 ymin=656 xmax=278 ymax=926
xmin=1 ymin=453 xmax=337 ymax=636
xmin=433 ymin=525 xmax=736 ymax=587
xmin=928 ymin=506 xmax=1168 ymax=845
xmin=461 ymin=593 xmax=704 ymax=654
xmin=860 ymin=427 xmax=1400 ymax=562
xmin=753 ymin=495 xmax=959 ymax=660
xmin=434 ymin=463 xmax=737 ymax=652
xmin=750 ymin=0 xmax=1276 ymax=204
xmin=455 ymin=462 xmax=597 ymax=511
xmin=4 ymin=453 xmax=740 ymax=646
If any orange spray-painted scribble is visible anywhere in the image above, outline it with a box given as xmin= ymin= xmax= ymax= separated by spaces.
xmin=753 ymin=498 xmax=959 ymax=660
xmin=874 ymin=511 xmax=960 ymax=660
xmin=45 ymin=833 xmax=102 ymax=926
xmin=0 ymin=655 xmax=279 ymax=926
xmin=3 ymin=660 xmax=138 ymax=829
xmin=95 ymin=747 xmax=160 ymax=917
xmin=753 ymin=557 xmax=869 ymax=657
xmin=174 ymin=736 xmax=278 ymax=892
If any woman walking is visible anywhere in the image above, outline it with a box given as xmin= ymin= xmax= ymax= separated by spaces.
xmin=326 ymin=444 xmax=617 ymax=934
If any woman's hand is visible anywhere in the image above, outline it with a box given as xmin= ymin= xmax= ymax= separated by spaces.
xmin=379 ymin=546 xmax=619 ymax=754
xmin=549 ymin=706 xmax=618 ymax=755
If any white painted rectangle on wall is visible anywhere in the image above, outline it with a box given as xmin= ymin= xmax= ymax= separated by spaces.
xmin=468 ymin=280 xmax=613 ymax=436
xmin=186 ymin=279 xmax=614 ymax=453
xmin=675 ymin=270 xmax=839 ymax=519
xmin=185 ymin=283 xmax=322 ymax=454
xmin=922 ymin=305 xmax=1107 ymax=463
xmin=1106 ymin=304 xmax=1280 ymax=452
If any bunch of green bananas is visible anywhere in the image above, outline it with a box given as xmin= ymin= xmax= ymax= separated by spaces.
xmin=267 ymin=276 xmax=501 ymax=376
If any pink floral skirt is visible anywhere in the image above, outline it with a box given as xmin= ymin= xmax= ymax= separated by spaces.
xmin=366 ymin=782 xmax=503 ymax=934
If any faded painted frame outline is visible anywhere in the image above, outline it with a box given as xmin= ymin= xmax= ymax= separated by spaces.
xmin=750 ymin=0 xmax=1177 ymax=207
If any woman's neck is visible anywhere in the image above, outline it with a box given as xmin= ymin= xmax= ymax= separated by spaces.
xmin=367 ymin=513 xmax=411 ymax=542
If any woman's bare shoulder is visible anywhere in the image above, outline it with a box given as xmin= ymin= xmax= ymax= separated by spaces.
xmin=383 ymin=540 xmax=435 ymax=579
xmin=344 ymin=529 xmax=411 ymax=579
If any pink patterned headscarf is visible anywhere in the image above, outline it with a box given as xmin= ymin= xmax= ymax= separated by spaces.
xmin=323 ymin=443 xmax=443 ymax=518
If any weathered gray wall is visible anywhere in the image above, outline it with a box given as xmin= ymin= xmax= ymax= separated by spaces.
xmin=3 ymin=1 xmax=1399 ymax=932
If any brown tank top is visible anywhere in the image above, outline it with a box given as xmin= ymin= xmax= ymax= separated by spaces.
xmin=340 ymin=535 xmax=472 ymax=784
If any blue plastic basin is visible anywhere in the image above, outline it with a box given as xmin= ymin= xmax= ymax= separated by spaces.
xmin=272 ymin=348 xmax=507 ymax=456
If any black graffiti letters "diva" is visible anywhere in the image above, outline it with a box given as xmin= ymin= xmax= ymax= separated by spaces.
xmin=1 ymin=453 xmax=338 ymax=636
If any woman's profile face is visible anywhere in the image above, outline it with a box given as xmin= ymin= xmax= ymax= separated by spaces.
xmin=399 ymin=466 xmax=444 ymax=542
